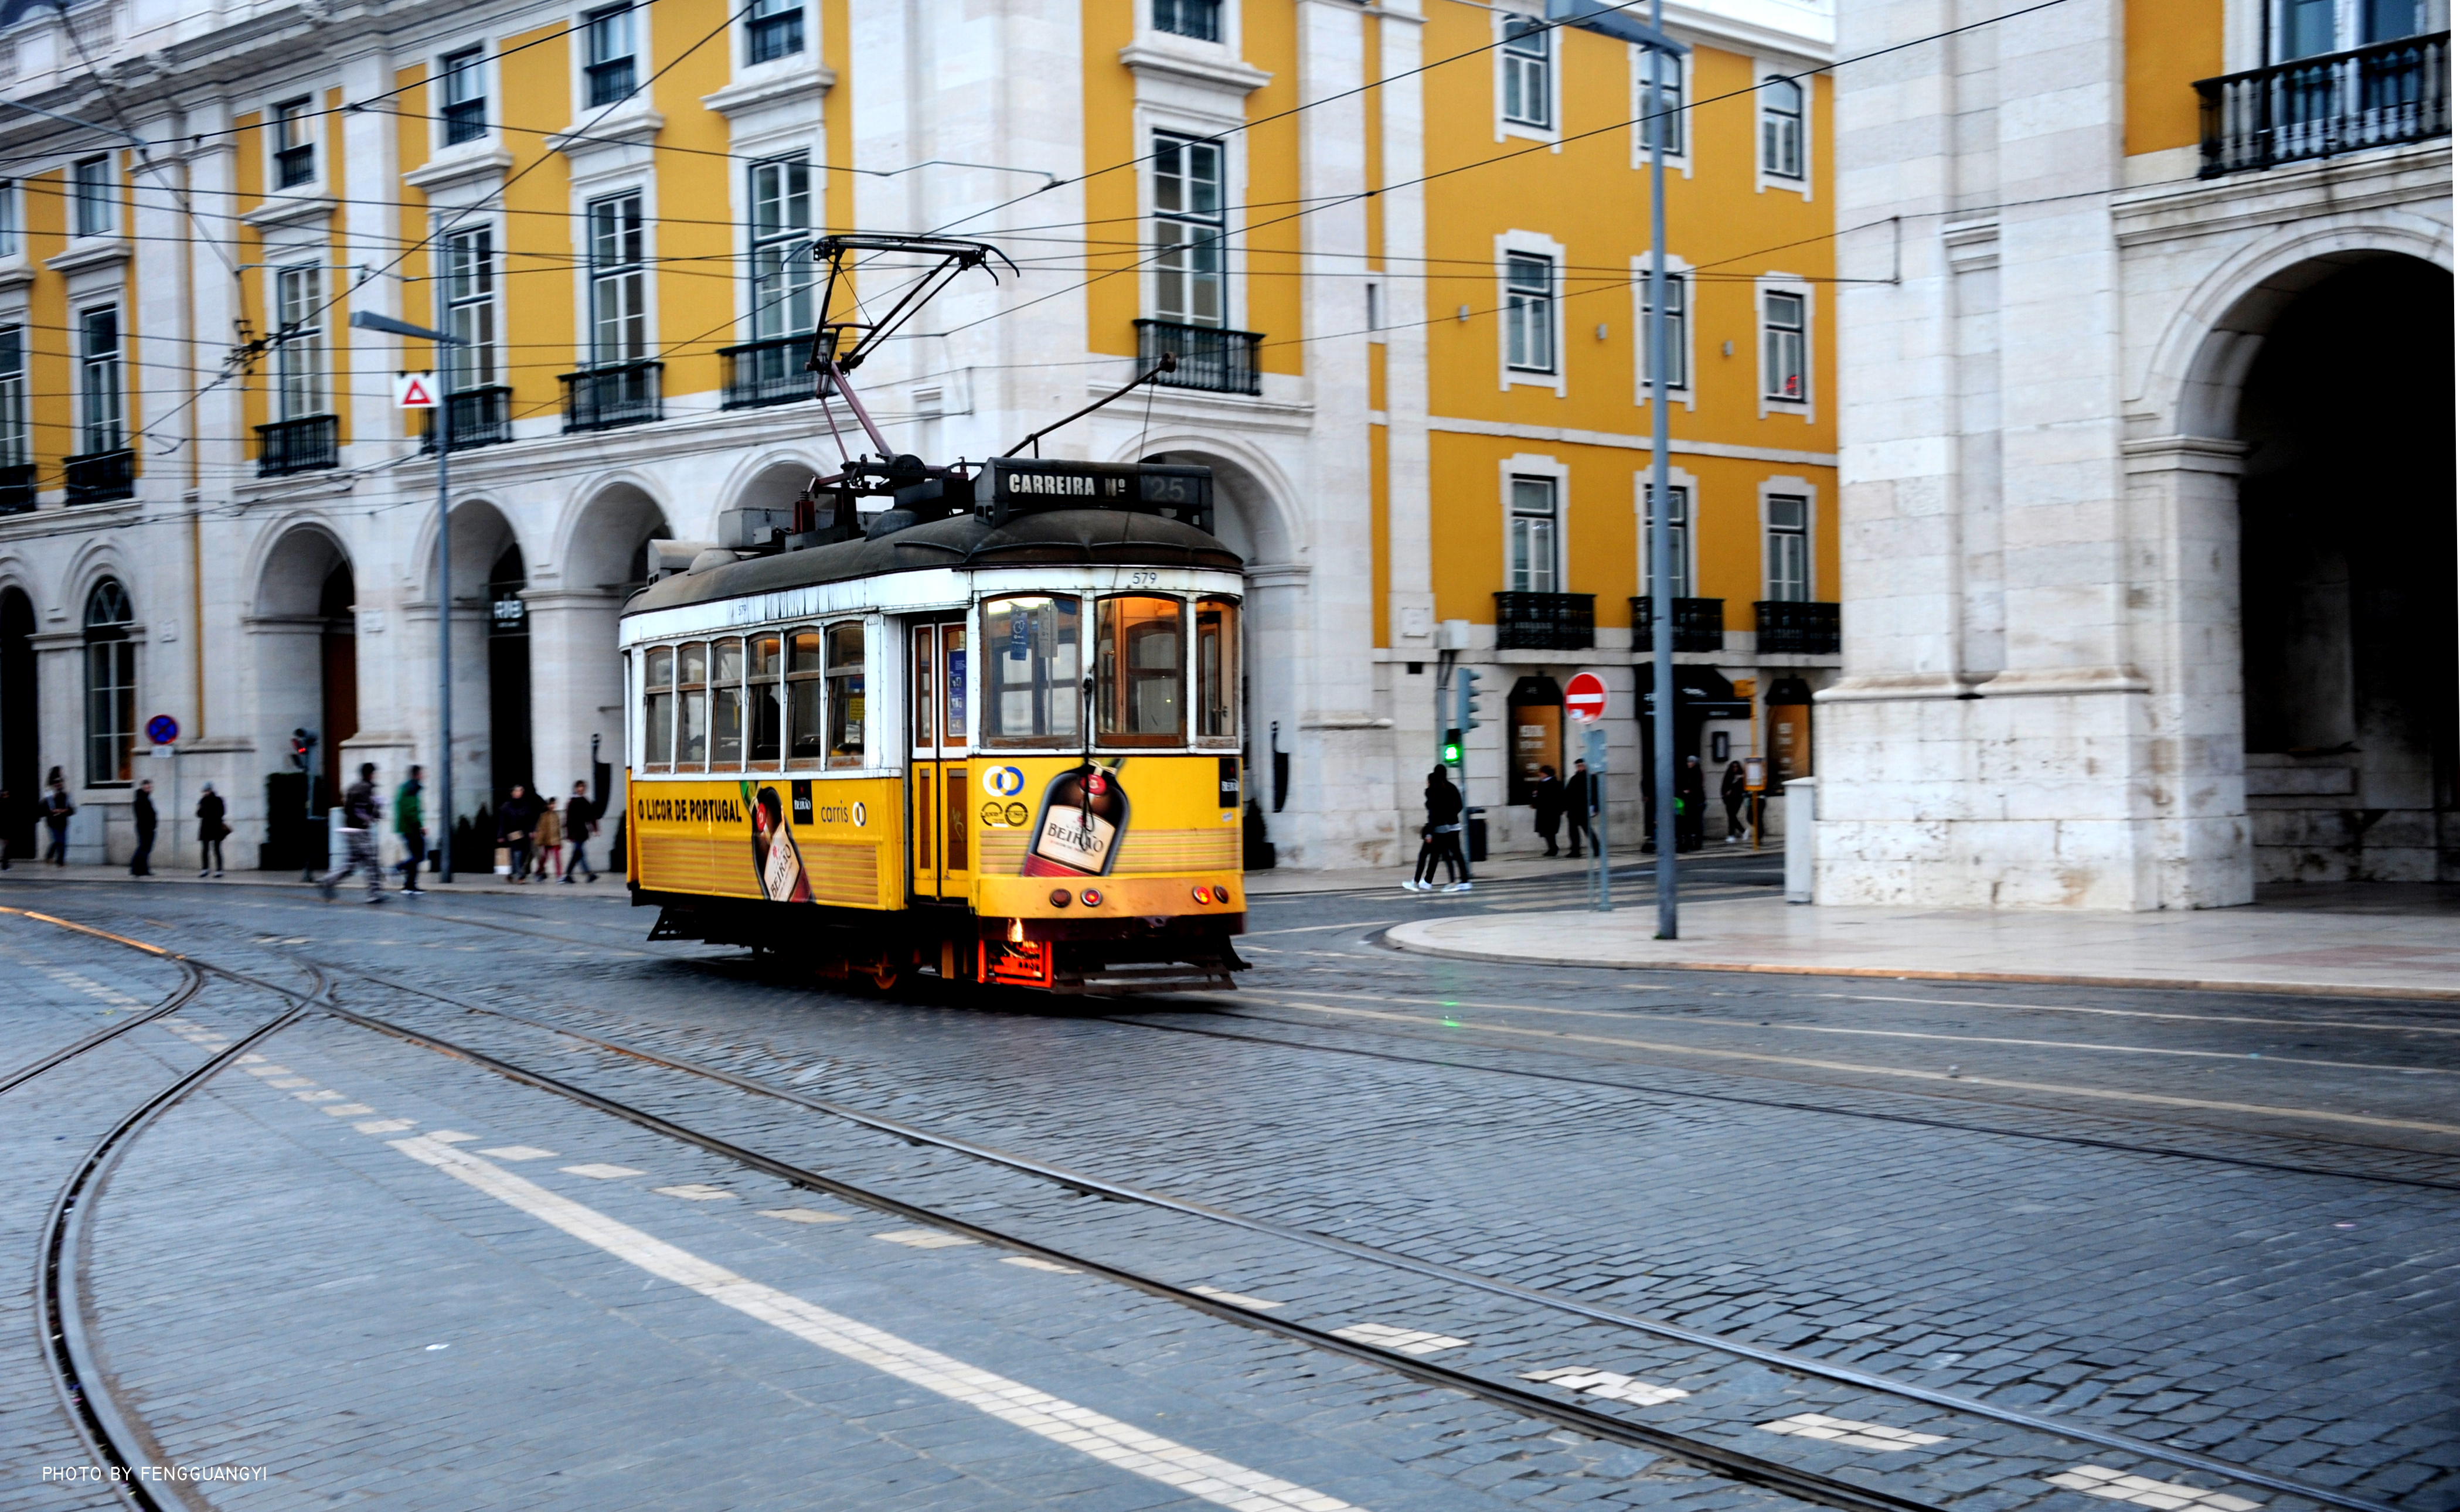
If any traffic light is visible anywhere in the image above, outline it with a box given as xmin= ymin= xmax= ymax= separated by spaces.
xmin=1456 ymin=667 xmax=1483 ymax=736
xmin=1441 ymin=728 xmax=1464 ymax=767
xmin=291 ymin=728 xmax=318 ymax=771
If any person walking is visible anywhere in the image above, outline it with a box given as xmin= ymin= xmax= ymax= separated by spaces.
xmin=496 ymin=784 xmax=536 ymax=883
xmin=564 ymin=781 xmax=600 ymax=883
xmin=1721 ymin=760 xmax=1748 ymax=844
xmin=130 ymin=779 xmax=157 ymax=876
xmin=1406 ymin=767 xmax=1471 ymax=893
xmin=394 ymin=765 xmax=427 ymax=894
xmin=41 ymin=769 xmax=73 ymax=866
xmin=1563 ymin=759 xmax=1598 ymax=860
xmin=534 ymin=798 xmax=564 ymax=881
xmin=196 ymin=784 xmax=227 ymax=876
xmin=1530 ymin=764 xmax=1565 ymax=857
xmin=318 ymin=762 xmax=387 ymax=903
xmin=1676 ymin=754 xmax=1708 ymax=853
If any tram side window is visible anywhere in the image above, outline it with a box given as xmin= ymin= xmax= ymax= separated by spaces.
xmin=825 ymin=620 xmax=865 ymax=768
xmin=1195 ymin=598 xmax=1238 ymax=747
xmin=710 ymin=637 xmax=744 ymax=769
xmin=643 ymin=646 xmax=673 ymax=771
xmin=1096 ymin=595 xmax=1184 ymax=746
xmin=676 ymin=642 xmax=709 ymax=769
xmin=786 ymin=627 xmax=822 ymax=768
xmin=981 ymin=595 xmax=1081 ymax=747
xmin=748 ymin=632 xmax=782 ymax=767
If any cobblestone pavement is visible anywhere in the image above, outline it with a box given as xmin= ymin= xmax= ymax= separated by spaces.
xmin=1 ymin=868 xmax=2452 ymax=1512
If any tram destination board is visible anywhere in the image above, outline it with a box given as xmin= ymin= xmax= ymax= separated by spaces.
xmin=975 ymin=458 xmax=1213 ymax=534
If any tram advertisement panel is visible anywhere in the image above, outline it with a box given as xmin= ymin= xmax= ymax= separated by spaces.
xmin=971 ymin=755 xmax=1238 ymax=880
xmin=631 ymin=777 xmax=900 ymax=910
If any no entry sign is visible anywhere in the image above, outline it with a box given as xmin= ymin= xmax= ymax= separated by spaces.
xmin=1564 ymin=672 xmax=1607 ymax=723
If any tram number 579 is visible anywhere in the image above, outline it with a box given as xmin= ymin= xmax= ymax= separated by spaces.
xmin=1125 ymin=570 xmax=1161 ymax=588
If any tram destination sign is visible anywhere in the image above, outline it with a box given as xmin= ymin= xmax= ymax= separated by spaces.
xmin=975 ymin=459 xmax=1213 ymax=534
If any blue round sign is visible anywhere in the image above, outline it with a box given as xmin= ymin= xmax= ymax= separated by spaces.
xmin=145 ymin=714 xmax=179 ymax=745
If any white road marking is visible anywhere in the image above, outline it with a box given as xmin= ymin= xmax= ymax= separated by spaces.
xmin=562 ymin=1163 xmax=647 ymax=1179
xmin=874 ymin=1230 xmax=978 ymax=1249
xmin=2047 ymin=1466 xmax=2261 ymax=1511
xmin=1522 ymin=1368 xmax=1688 ymax=1407
xmin=264 ymin=1077 xmax=315 ymax=1088
xmin=1330 ymin=1323 xmax=1468 ymax=1356
xmin=39 ymin=967 xmax=148 ymax=1010
xmin=655 ymin=1184 xmax=736 ymax=1201
xmin=427 ymin=1131 xmax=479 ymax=1143
xmin=1003 ymin=1257 xmax=1080 ymax=1273
xmin=385 ymin=1136 xmax=1365 ymax=1512
xmin=1188 ymin=1285 xmax=1284 ymax=1311
xmin=760 ymin=1208 xmax=850 ymax=1224
xmin=321 ymin=1103 xmax=377 ymax=1116
xmin=1828 ymin=992 xmax=2460 ymax=1038
xmin=1760 ymin=1413 xmax=1945 ymax=1450
xmin=354 ymin=1119 xmax=417 ymax=1135
xmin=477 ymin=1146 xmax=559 ymax=1162
xmin=1240 ymin=922 xmax=1400 ymax=938
xmin=295 ymin=1090 xmax=344 ymax=1102
xmin=237 ymin=1054 xmax=267 ymax=1064
xmin=244 ymin=1065 xmax=292 ymax=1077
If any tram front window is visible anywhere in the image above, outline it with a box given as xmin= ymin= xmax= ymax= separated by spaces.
xmin=1097 ymin=595 xmax=1183 ymax=746
xmin=677 ymin=641 xmax=709 ymax=769
xmin=1195 ymin=597 xmax=1238 ymax=747
xmin=643 ymin=646 xmax=673 ymax=771
xmin=711 ymin=637 xmax=744 ymax=769
xmin=982 ymin=595 xmax=1081 ymax=747
xmin=787 ymin=627 xmax=822 ymax=768
xmin=748 ymin=632 xmax=782 ymax=766
xmin=825 ymin=620 xmax=865 ymax=768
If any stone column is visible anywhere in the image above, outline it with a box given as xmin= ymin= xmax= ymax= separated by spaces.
xmin=525 ymin=590 xmax=626 ymax=803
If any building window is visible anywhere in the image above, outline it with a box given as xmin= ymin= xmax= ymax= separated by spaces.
xmin=78 ymin=306 xmax=123 ymax=454
xmin=274 ymin=265 xmax=325 ymax=419
xmin=588 ymin=191 xmax=647 ymax=365
xmin=1640 ymin=271 xmax=1686 ymax=390
xmin=84 ymin=578 xmax=135 ymax=787
xmin=1765 ymin=495 xmax=1811 ymax=602
xmin=1644 ymin=484 xmax=1690 ymax=598
xmin=443 ymin=227 xmax=498 ymax=389
xmin=1760 ymin=76 xmax=1805 ymax=179
xmin=72 ymin=155 xmax=113 ymax=238
xmin=747 ymin=0 xmax=803 ymax=63
xmin=1154 ymin=0 xmax=1221 ymax=41
xmin=585 ymin=4 xmax=638 ymax=108
xmin=1152 ymin=134 xmax=1225 ymax=328
xmin=1763 ymin=290 xmax=1806 ymax=402
xmin=1509 ymin=476 xmax=1559 ymax=594
xmin=750 ymin=157 xmax=814 ymax=342
xmin=1505 ymin=253 xmax=1555 ymax=374
xmin=441 ymin=47 xmax=487 ymax=145
xmin=274 ymin=97 xmax=317 ymax=188
xmin=1638 ymin=48 xmax=1684 ymax=155
xmin=2279 ymin=0 xmax=2424 ymax=57
xmin=0 ymin=326 xmax=23 ymax=468
xmin=0 ymin=180 xmax=18 ymax=257
xmin=1501 ymin=19 xmax=1552 ymax=129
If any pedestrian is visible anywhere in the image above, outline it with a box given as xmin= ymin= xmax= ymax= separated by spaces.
xmin=1563 ymin=759 xmax=1598 ymax=859
xmin=130 ymin=779 xmax=157 ymax=876
xmin=564 ymin=781 xmax=600 ymax=883
xmin=1721 ymin=760 xmax=1748 ymax=844
xmin=1406 ymin=766 xmax=1470 ymax=893
xmin=41 ymin=768 xmax=73 ymax=866
xmin=394 ymin=765 xmax=427 ymax=894
xmin=317 ymin=761 xmax=387 ymax=904
xmin=496 ymin=784 xmax=536 ymax=883
xmin=1530 ymin=764 xmax=1564 ymax=857
xmin=534 ymin=797 xmax=564 ymax=881
xmin=196 ymin=783 xmax=227 ymax=876
xmin=1676 ymin=754 xmax=1707 ymax=852
xmin=0 ymin=786 xmax=15 ymax=869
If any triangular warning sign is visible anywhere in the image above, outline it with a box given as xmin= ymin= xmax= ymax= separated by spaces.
xmin=394 ymin=372 xmax=439 ymax=409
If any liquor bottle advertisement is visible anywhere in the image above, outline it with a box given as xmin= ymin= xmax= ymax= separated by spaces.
xmin=751 ymin=784 xmax=813 ymax=902
xmin=1020 ymin=758 xmax=1129 ymax=877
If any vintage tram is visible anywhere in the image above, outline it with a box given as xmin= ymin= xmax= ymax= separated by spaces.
xmin=618 ymin=455 xmax=1251 ymax=993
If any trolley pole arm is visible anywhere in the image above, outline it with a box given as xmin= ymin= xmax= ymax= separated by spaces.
xmin=1000 ymin=355 xmax=1176 ymax=458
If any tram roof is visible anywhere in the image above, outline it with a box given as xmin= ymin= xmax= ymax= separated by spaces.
xmin=622 ymin=506 xmax=1244 ymax=617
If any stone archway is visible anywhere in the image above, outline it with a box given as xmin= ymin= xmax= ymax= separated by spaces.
xmin=533 ymin=483 xmax=668 ymax=814
xmin=427 ymin=499 xmax=520 ymax=836
xmin=0 ymin=585 xmax=33 ymax=857
xmin=254 ymin=526 xmax=355 ymax=817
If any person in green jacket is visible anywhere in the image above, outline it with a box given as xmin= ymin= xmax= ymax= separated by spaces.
xmin=394 ymin=765 xmax=427 ymax=895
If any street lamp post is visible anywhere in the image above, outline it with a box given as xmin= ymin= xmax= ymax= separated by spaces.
xmin=1642 ymin=1 xmax=1687 ymax=940
xmin=349 ymin=310 xmax=461 ymax=883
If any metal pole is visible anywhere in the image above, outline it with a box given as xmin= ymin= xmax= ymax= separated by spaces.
xmin=436 ymin=386 xmax=453 ymax=883
xmin=1647 ymin=3 xmax=1679 ymax=940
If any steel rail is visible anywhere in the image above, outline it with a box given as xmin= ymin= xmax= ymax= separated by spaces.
xmin=0 ymin=958 xmax=205 ymax=1096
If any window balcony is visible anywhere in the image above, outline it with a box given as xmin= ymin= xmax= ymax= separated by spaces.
xmin=1754 ymin=599 xmax=1839 ymax=656
xmin=1495 ymin=591 xmax=1595 ymax=652
xmin=2197 ymin=32 xmax=2448 ymax=176
xmin=256 ymin=414 xmax=338 ymax=477
xmin=0 ymin=462 xmax=33 ymax=514
xmin=560 ymin=361 xmax=662 ymax=433
xmin=586 ymin=57 xmax=635 ymax=108
xmin=420 ymin=386 xmax=515 ymax=452
xmin=1630 ymin=596 xmax=1725 ymax=653
xmin=719 ymin=337 xmax=814 ymax=410
xmin=63 ymin=447 xmax=134 ymax=505
xmin=1135 ymin=319 xmax=1264 ymax=396
xmin=275 ymin=144 xmax=315 ymax=189
xmin=443 ymin=99 xmax=487 ymax=146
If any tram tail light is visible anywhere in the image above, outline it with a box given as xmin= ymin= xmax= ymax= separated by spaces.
xmin=1192 ymin=886 xmax=1209 ymax=903
xmin=1049 ymin=889 xmax=1072 ymax=908
xmin=1080 ymin=888 xmax=1102 ymax=907
xmin=1212 ymin=886 xmax=1231 ymax=904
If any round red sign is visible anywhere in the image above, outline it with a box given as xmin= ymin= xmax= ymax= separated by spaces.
xmin=1564 ymin=672 xmax=1608 ymax=723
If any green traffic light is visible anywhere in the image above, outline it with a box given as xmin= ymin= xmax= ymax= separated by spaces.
xmin=1441 ymin=741 xmax=1462 ymax=764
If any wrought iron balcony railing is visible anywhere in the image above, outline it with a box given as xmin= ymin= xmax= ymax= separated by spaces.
xmin=719 ymin=337 xmax=815 ymax=410
xmin=1495 ymin=591 xmax=1595 ymax=651
xmin=256 ymin=414 xmax=339 ymax=477
xmin=275 ymin=143 xmax=316 ymax=189
xmin=63 ymin=447 xmax=134 ymax=505
xmin=0 ymin=461 xmax=34 ymax=514
xmin=1135 ymin=319 xmax=1264 ymax=396
xmin=1631 ymin=596 xmax=1726 ymax=653
xmin=560 ymin=361 xmax=662 ymax=433
xmin=2197 ymin=32 xmax=2448 ymax=176
xmin=1754 ymin=599 xmax=1839 ymax=656
xmin=421 ymin=386 xmax=515 ymax=452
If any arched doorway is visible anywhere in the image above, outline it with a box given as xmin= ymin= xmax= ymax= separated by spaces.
xmin=537 ymin=484 xmax=668 ymax=826
xmin=2235 ymin=255 xmax=2455 ymax=882
xmin=318 ymin=563 xmax=356 ymax=801
xmin=1 ymin=586 xmax=33 ymax=857
xmin=487 ymin=543 xmax=531 ymax=802
xmin=256 ymin=527 xmax=355 ymax=863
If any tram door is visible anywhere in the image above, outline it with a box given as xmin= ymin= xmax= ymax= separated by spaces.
xmin=908 ymin=621 xmax=970 ymax=901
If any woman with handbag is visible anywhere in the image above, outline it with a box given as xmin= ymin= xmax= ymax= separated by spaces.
xmin=196 ymin=783 xmax=227 ymax=877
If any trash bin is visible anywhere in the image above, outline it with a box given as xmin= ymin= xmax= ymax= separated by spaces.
xmin=1466 ymin=807 xmax=1488 ymax=863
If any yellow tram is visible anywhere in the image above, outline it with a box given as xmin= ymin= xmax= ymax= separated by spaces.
xmin=618 ymin=457 xmax=1250 ymax=993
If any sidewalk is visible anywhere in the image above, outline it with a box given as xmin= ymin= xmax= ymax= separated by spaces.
xmin=0 ymin=863 xmax=627 ymax=901
xmin=1242 ymin=846 xmax=1773 ymax=897
xmin=1387 ymin=884 xmax=2460 ymax=1000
